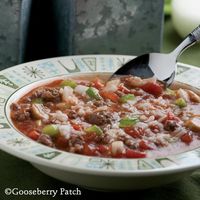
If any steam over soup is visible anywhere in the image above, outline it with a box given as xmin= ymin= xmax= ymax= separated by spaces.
xmin=10 ymin=75 xmax=200 ymax=158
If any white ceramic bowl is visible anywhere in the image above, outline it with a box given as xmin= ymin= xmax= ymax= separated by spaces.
xmin=1 ymin=55 xmax=200 ymax=191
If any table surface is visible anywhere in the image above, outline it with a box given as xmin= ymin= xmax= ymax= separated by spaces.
xmin=1 ymin=18 xmax=200 ymax=200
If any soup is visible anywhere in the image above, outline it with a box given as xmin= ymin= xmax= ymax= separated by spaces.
xmin=10 ymin=75 xmax=200 ymax=158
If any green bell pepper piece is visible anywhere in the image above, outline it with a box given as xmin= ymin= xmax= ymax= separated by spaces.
xmin=165 ymin=88 xmax=176 ymax=96
xmin=120 ymin=94 xmax=135 ymax=103
xmin=85 ymin=125 xmax=103 ymax=135
xmin=42 ymin=124 xmax=59 ymax=137
xmin=119 ymin=117 xmax=139 ymax=128
xmin=175 ymin=98 xmax=187 ymax=108
xmin=86 ymin=87 xmax=101 ymax=100
xmin=60 ymin=80 xmax=77 ymax=89
xmin=32 ymin=98 xmax=43 ymax=104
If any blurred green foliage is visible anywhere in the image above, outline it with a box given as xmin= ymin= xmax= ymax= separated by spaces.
xmin=164 ymin=0 xmax=172 ymax=16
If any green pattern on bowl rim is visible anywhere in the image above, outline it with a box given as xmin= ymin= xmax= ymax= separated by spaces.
xmin=0 ymin=55 xmax=200 ymax=174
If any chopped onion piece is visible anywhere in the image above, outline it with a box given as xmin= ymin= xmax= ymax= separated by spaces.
xmin=74 ymin=85 xmax=89 ymax=96
xmin=111 ymin=141 xmax=125 ymax=155
xmin=103 ymin=79 xmax=120 ymax=92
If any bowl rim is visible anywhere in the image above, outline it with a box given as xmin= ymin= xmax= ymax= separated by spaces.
xmin=0 ymin=54 xmax=200 ymax=176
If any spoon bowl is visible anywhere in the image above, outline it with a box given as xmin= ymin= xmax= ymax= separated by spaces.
xmin=112 ymin=25 xmax=200 ymax=86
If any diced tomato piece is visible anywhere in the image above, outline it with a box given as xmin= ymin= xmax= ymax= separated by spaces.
xmin=149 ymin=124 xmax=160 ymax=133
xmin=126 ymin=149 xmax=146 ymax=158
xmin=124 ymin=127 xmax=143 ymax=138
xmin=181 ymin=133 xmax=193 ymax=144
xmin=27 ymin=130 xmax=40 ymax=140
xmin=71 ymin=123 xmax=82 ymax=131
xmin=83 ymin=144 xmax=96 ymax=156
xmin=100 ymin=91 xmax=119 ymax=103
xmin=55 ymin=136 xmax=68 ymax=149
xmin=92 ymin=78 xmax=105 ymax=89
xmin=139 ymin=140 xmax=153 ymax=150
xmin=98 ymin=145 xmax=109 ymax=154
xmin=47 ymin=79 xmax=63 ymax=87
xmin=118 ymin=84 xmax=130 ymax=94
xmin=112 ymin=153 xmax=124 ymax=158
xmin=141 ymin=82 xmax=163 ymax=96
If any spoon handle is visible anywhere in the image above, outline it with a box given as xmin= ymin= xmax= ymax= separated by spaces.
xmin=190 ymin=25 xmax=200 ymax=42
xmin=172 ymin=24 xmax=200 ymax=58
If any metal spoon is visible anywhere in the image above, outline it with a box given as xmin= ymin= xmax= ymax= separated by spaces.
xmin=112 ymin=25 xmax=200 ymax=86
